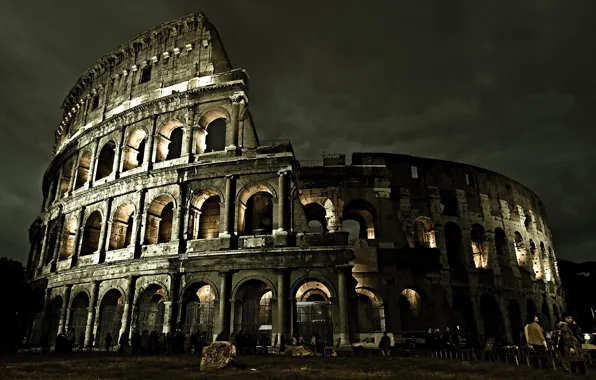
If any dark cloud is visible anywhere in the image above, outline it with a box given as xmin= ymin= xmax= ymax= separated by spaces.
xmin=1 ymin=1 xmax=595 ymax=263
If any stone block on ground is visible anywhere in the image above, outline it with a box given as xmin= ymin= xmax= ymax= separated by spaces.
xmin=200 ymin=341 xmax=237 ymax=371
xmin=283 ymin=345 xmax=314 ymax=357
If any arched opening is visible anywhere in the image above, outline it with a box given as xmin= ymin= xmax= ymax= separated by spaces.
xmin=136 ymin=285 xmax=167 ymax=334
xmin=188 ymin=191 xmax=221 ymax=240
xmin=480 ymin=294 xmax=503 ymax=340
xmin=197 ymin=110 xmax=228 ymax=154
xmin=413 ymin=217 xmax=436 ymax=248
xmin=59 ymin=218 xmax=78 ymax=260
xmin=144 ymin=195 xmax=174 ymax=245
xmin=241 ymin=192 xmax=273 ymax=235
xmin=204 ymin=118 xmax=227 ymax=152
xmin=513 ymin=232 xmax=527 ymax=267
xmin=156 ymin=120 xmax=183 ymax=162
xmin=526 ymin=300 xmax=537 ymax=323
xmin=540 ymin=300 xmax=551 ymax=329
xmin=508 ymin=299 xmax=523 ymax=345
xmin=109 ymin=203 xmax=135 ymax=250
xmin=97 ymin=290 xmax=124 ymax=347
xmin=33 ymin=228 xmax=45 ymax=271
xmin=95 ymin=140 xmax=116 ymax=181
xmin=400 ymin=288 xmax=422 ymax=332
xmin=232 ymin=280 xmax=273 ymax=343
xmin=69 ymin=292 xmax=90 ymax=343
xmin=341 ymin=220 xmax=361 ymax=244
xmin=80 ymin=211 xmax=102 ymax=256
xmin=74 ymin=151 xmax=92 ymax=190
xmin=355 ymin=288 xmax=384 ymax=333
xmin=342 ymin=200 xmax=376 ymax=239
xmin=122 ymin=128 xmax=147 ymax=171
xmin=28 ymin=288 xmax=46 ymax=345
xmin=48 ymin=296 xmax=63 ymax=346
xmin=444 ymin=222 xmax=468 ymax=281
xmin=294 ymin=281 xmax=333 ymax=345
xmin=59 ymin=159 xmax=74 ymax=197
xmin=471 ymin=224 xmax=488 ymax=269
xmin=304 ymin=203 xmax=327 ymax=234
xmin=452 ymin=293 xmax=476 ymax=338
xmin=181 ymin=283 xmax=216 ymax=341
xmin=494 ymin=228 xmax=509 ymax=270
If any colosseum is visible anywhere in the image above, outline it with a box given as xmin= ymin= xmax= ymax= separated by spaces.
xmin=24 ymin=11 xmax=565 ymax=350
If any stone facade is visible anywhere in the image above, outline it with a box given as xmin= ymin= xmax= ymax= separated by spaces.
xmin=24 ymin=11 xmax=564 ymax=349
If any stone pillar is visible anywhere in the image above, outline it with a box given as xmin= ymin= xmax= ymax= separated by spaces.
xmin=85 ymin=281 xmax=99 ymax=347
xmin=337 ymin=267 xmax=350 ymax=347
xmin=181 ymin=107 xmax=195 ymax=159
xmin=133 ymin=190 xmax=145 ymax=258
xmin=143 ymin=118 xmax=155 ymax=171
xmin=485 ymin=230 xmax=500 ymax=274
xmin=216 ymin=272 xmax=230 ymax=340
xmin=498 ymin=297 xmax=512 ymax=344
xmin=113 ymin=129 xmax=125 ymax=179
xmin=67 ymin=160 xmax=77 ymax=194
xmin=119 ymin=276 xmax=136 ymax=341
xmin=276 ymin=270 xmax=287 ymax=340
xmin=470 ymin=292 xmax=485 ymax=343
xmin=226 ymin=93 xmax=245 ymax=148
xmin=37 ymin=224 xmax=50 ymax=274
xmin=45 ymin=179 xmax=56 ymax=209
xmin=54 ymin=167 xmax=64 ymax=202
xmin=194 ymin=127 xmax=207 ymax=156
xmin=162 ymin=301 xmax=174 ymax=334
xmin=219 ymin=175 xmax=236 ymax=237
xmin=87 ymin=138 xmax=99 ymax=187
xmin=97 ymin=199 xmax=111 ymax=263
xmin=70 ymin=207 xmax=85 ymax=268
xmin=58 ymin=286 xmax=72 ymax=334
xmin=40 ymin=288 xmax=52 ymax=335
xmin=274 ymin=170 xmax=290 ymax=235
xmin=50 ymin=217 xmax=64 ymax=271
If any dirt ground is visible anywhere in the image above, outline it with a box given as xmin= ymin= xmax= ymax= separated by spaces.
xmin=0 ymin=352 xmax=592 ymax=380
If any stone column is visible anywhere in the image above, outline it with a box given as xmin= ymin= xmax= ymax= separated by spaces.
xmin=37 ymin=224 xmax=50 ymax=275
xmin=485 ymin=230 xmax=500 ymax=274
xmin=143 ymin=118 xmax=156 ymax=171
xmin=87 ymin=138 xmax=99 ymax=187
xmin=274 ymin=170 xmax=290 ymax=235
xmin=226 ymin=94 xmax=245 ymax=149
xmin=50 ymin=217 xmax=64 ymax=271
xmin=337 ymin=266 xmax=350 ymax=347
xmin=85 ymin=281 xmax=100 ymax=347
xmin=219 ymin=175 xmax=236 ymax=237
xmin=45 ymin=179 xmax=56 ymax=209
xmin=58 ymin=285 xmax=72 ymax=334
xmin=70 ymin=207 xmax=85 ymax=268
xmin=40 ymin=288 xmax=52 ymax=335
xmin=498 ymin=297 xmax=512 ymax=344
xmin=470 ymin=292 xmax=485 ymax=343
xmin=119 ymin=276 xmax=136 ymax=341
xmin=113 ymin=128 xmax=125 ymax=179
xmin=97 ymin=199 xmax=112 ymax=263
xmin=67 ymin=160 xmax=77 ymax=194
xmin=194 ymin=127 xmax=207 ymax=156
xmin=132 ymin=190 xmax=145 ymax=257
xmin=276 ymin=270 xmax=287 ymax=341
xmin=162 ymin=301 xmax=174 ymax=334
xmin=181 ymin=107 xmax=195 ymax=159
xmin=215 ymin=272 xmax=230 ymax=340
xmin=54 ymin=167 xmax=64 ymax=202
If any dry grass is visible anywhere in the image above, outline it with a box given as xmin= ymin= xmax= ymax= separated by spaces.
xmin=0 ymin=353 xmax=592 ymax=380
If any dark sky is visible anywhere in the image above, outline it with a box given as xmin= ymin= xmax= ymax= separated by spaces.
xmin=2 ymin=1 xmax=595 ymax=264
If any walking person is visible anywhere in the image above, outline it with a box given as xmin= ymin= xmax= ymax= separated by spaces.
xmin=104 ymin=333 xmax=113 ymax=352
xmin=524 ymin=315 xmax=548 ymax=368
xmin=556 ymin=319 xmax=588 ymax=375
xmin=77 ymin=332 xmax=85 ymax=352
xmin=379 ymin=331 xmax=391 ymax=357
xmin=87 ymin=333 xmax=94 ymax=352
xmin=118 ymin=331 xmax=129 ymax=355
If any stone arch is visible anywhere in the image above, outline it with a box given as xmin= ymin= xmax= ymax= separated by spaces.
xmin=355 ymin=287 xmax=385 ymax=332
xmin=231 ymin=277 xmax=275 ymax=337
xmin=80 ymin=211 xmax=102 ymax=256
xmin=237 ymin=182 xmax=277 ymax=236
xmin=342 ymin=199 xmax=376 ymax=240
xmin=122 ymin=127 xmax=147 ymax=171
xmin=399 ymin=288 xmax=424 ymax=332
xmin=135 ymin=283 xmax=168 ymax=334
xmin=188 ymin=188 xmax=224 ymax=240
xmin=292 ymin=278 xmax=335 ymax=345
xmin=59 ymin=217 xmax=78 ymax=260
xmin=304 ymin=202 xmax=327 ymax=233
xmin=198 ymin=108 xmax=229 ymax=153
xmin=413 ymin=216 xmax=436 ymax=248
xmin=513 ymin=231 xmax=527 ymax=267
xmin=95 ymin=140 xmax=117 ymax=181
xmin=109 ymin=202 xmax=135 ymax=250
xmin=59 ymin=158 xmax=75 ymax=197
xmin=74 ymin=150 xmax=92 ymax=190
xmin=144 ymin=194 xmax=176 ymax=245
xmin=290 ymin=275 xmax=337 ymax=301
xmin=452 ymin=292 xmax=476 ymax=337
xmin=44 ymin=220 xmax=60 ymax=265
xmin=68 ymin=291 xmax=90 ymax=340
xmin=480 ymin=294 xmax=503 ymax=340
xmin=97 ymin=289 xmax=124 ymax=347
xmin=494 ymin=228 xmax=509 ymax=270
xmin=155 ymin=119 xmax=184 ymax=162
xmin=444 ymin=222 xmax=468 ymax=281
xmin=48 ymin=295 xmax=63 ymax=345
xmin=470 ymin=223 xmax=489 ymax=269
xmin=180 ymin=281 xmax=217 ymax=338
xmin=508 ymin=299 xmax=523 ymax=345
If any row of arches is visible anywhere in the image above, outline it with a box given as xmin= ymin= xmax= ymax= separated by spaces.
xmin=50 ymin=113 xmax=229 ymax=202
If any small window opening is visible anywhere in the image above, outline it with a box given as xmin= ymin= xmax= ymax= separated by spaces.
xmin=91 ymin=94 xmax=100 ymax=110
xmin=411 ymin=166 xmax=419 ymax=179
xmin=140 ymin=66 xmax=152 ymax=84
xmin=465 ymin=173 xmax=470 ymax=186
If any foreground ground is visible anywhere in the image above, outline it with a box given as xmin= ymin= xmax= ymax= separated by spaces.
xmin=0 ymin=353 xmax=592 ymax=380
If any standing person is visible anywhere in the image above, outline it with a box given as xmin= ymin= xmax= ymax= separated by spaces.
xmin=379 ymin=331 xmax=391 ymax=357
xmin=556 ymin=320 xmax=588 ymax=375
xmin=260 ymin=334 xmax=269 ymax=355
xmin=87 ymin=333 xmax=94 ymax=352
xmin=524 ymin=315 xmax=547 ymax=368
xmin=292 ymin=332 xmax=299 ymax=345
xmin=105 ymin=333 xmax=113 ymax=352
xmin=279 ymin=334 xmax=287 ymax=353
xmin=77 ymin=332 xmax=85 ymax=352
xmin=118 ymin=331 xmax=129 ymax=355
xmin=131 ymin=330 xmax=141 ymax=355
xmin=140 ymin=330 xmax=150 ymax=354
xmin=184 ymin=331 xmax=193 ymax=354
xmin=563 ymin=312 xmax=585 ymax=343
xmin=310 ymin=332 xmax=317 ymax=353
